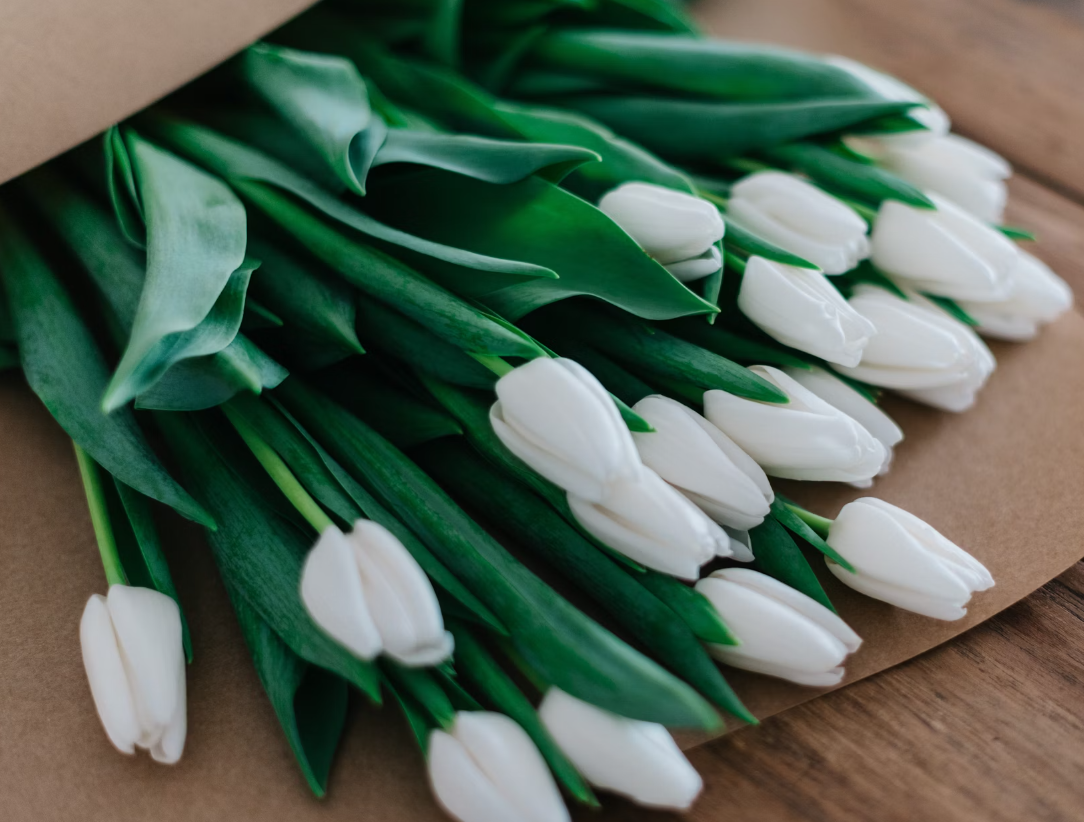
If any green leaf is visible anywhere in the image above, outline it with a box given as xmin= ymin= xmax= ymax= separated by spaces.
xmin=750 ymin=516 xmax=835 ymax=612
xmin=997 ymin=224 xmax=1037 ymax=242
xmin=236 ymin=179 xmax=546 ymax=360
xmin=155 ymin=411 xmax=383 ymax=699
xmin=22 ymin=168 xmax=286 ymax=411
xmin=226 ymin=391 xmax=503 ymax=634
xmin=541 ymin=337 xmax=655 ymax=406
xmin=102 ymin=128 xmax=250 ymax=411
xmin=530 ymin=303 xmax=788 ymax=402
xmin=449 ymin=622 xmax=598 ymax=806
xmin=422 ymin=0 xmax=463 ymax=67
xmin=769 ymin=498 xmax=854 ymax=572
xmin=107 ymin=478 xmax=194 ymax=660
xmin=527 ymin=31 xmax=887 ymax=101
xmin=423 ymin=440 xmax=752 ymax=723
xmin=363 ymin=168 xmax=718 ymax=321
xmin=242 ymin=298 xmax=284 ymax=330
xmin=664 ymin=316 xmax=813 ymax=369
xmin=238 ymin=42 xmax=388 ymax=196
xmin=247 ymin=238 xmax=365 ymax=358
xmin=145 ymin=116 xmax=558 ymax=281
xmin=635 ymin=572 xmax=739 ymax=646
xmin=923 ymin=293 xmax=980 ymax=327
xmin=382 ymin=663 xmax=457 ymax=730
xmin=227 ymin=590 xmax=348 ymax=797
xmin=0 ymin=344 xmax=17 ymax=371
xmin=278 ymin=379 xmax=721 ymax=729
xmin=0 ymin=206 xmax=213 ymax=527
xmin=764 ymin=141 xmax=935 ymax=208
xmin=560 ymin=96 xmax=918 ymax=161
xmin=721 ymin=218 xmax=819 ymax=270
xmin=309 ymin=358 xmax=464 ymax=448
xmin=353 ymin=295 xmax=497 ymax=390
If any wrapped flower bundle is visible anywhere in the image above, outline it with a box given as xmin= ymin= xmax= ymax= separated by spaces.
xmin=0 ymin=0 xmax=1071 ymax=818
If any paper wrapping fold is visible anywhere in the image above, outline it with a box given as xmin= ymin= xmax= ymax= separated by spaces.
xmin=2 ymin=308 xmax=1082 ymax=820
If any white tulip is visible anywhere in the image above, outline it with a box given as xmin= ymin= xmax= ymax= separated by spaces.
xmin=728 ymin=171 xmax=871 ymax=274
xmin=738 ymin=256 xmax=877 ymax=367
xmin=959 ymin=250 xmax=1073 ymax=342
xmin=825 ymin=55 xmax=950 ymax=140
xmin=428 ymin=711 xmax=569 ymax=822
xmin=695 ymin=568 xmax=862 ymax=687
xmin=538 ymin=688 xmax=703 ymax=810
xmin=722 ymin=526 xmax=755 ymax=563
xmin=825 ymin=498 xmax=994 ymax=620
xmin=871 ymin=194 xmax=1018 ymax=301
xmin=598 ymin=182 xmax=724 ymax=282
xmin=784 ymin=365 xmax=903 ymax=475
xmin=703 ymin=365 xmax=885 ymax=484
xmin=836 ymin=286 xmax=996 ymax=412
xmin=300 ymin=521 xmax=453 ymax=666
xmin=567 ymin=466 xmax=729 ymax=580
xmin=80 ymin=585 xmax=186 ymax=763
xmin=847 ymin=133 xmax=1010 ymax=223
xmin=490 ymin=358 xmax=641 ymax=503
xmin=631 ymin=395 xmax=773 ymax=531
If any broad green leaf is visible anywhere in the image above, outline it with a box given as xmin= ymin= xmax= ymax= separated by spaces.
xmin=362 ymin=168 xmax=718 ymax=320
xmin=102 ymin=128 xmax=250 ymax=411
xmin=764 ymin=142 xmax=935 ymax=209
xmin=226 ymin=391 xmax=502 ymax=633
xmin=449 ymin=622 xmax=597 ymax=806
xmin=528 ymin=303 xmax=789 ymax=402
xmin=354 ymin=296 xmax=497 ymax=390
xmin=997 ymin=225 xmax=1037 ymax=242
xmin=560 ymin=96 xmax=918 ymax=160
xmin=542 ymin=337 xmax=655 ymax=405
xmin=239 ymin=42 xmax=389 ymax=196
xmin=309 ymin=358 xmax=465 ymax=448
xmin=278 ymin=379 xmax=721 ymax=729
xmin=382 ymin=663 xmax=456 ymax=730
xmin=769 ymin=497 xmax=854 ymax=572
xmin=0 ymin=207 xmax=212 ymax=527
xmin=721 ymin=218 xmax=819 ymax=270
xmin=247 ymin=238 xmax=364 ymax=358
xmin=527 ymin=31 xmax=882 ymax=100
xmin=21 ymin=168 xmax=286 ymax=411
xmin=635 ymin=572 xmax=739 ymax=646
xmin=422 ymin=0 xmax=463 ymax=66
xmin=145 ymin=116 xmax=557 ymax=280
xmin=423 ymin=440 xmax=753 ymax=723
xmin=155 ymin=411 xmax=382 ymax=699
xmin=227 ymin=589 xmax=349 ymax=797
xmin=237 ymin=180 xmax=545 ymax=359
xmin=750 ymin=516 xmax=835 ymax=612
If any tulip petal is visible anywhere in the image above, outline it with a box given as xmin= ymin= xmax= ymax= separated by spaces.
xmin=598 ymin=182 xmax=724 ymax=265
xmin=428 ymin=730 xmax=531 ymax=822
xmin=826 ymin=561 xmax=967 ymax=620
xmin=80 ymin=594 xmax=141 ymax=756
xmin=300 ymin=526 xmax=383 ymax=660
xmin=664 ymin=245 xmax=722 ymax=282
xmin=539 ymin=689 xmax=703 ymax=810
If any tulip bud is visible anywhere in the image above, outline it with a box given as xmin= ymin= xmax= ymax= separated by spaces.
xmin=80 ymin=585 xmax=187 ymax=763
xmin=598 ymin=182 xmax=724 ymax=281
xmin=704 ymin=365 xmax=885 ymax=484
xmin=836 ymin=286 xmax=996 ymax=412
xmin=825 ymin=498 xmax=994 ymax=620
xmin=695 ymin=568 xmax=862 ymax=686
xmin=871 ymin=194 xmax=1018 ymax=301
xmin=738 ymin=256 xmax=876 ymax=367
xmin=959 ymin=250 xmax=1073 ymax=342
xmin=728 ymin=171 xmax=871 ymax=275
xmin=428 ymin=711 xmax=570 ymax=822
xmin=567 ymin=467 xmax=730 ymax=580
xmin=538 ymin=688 xmax=703 ymax=810
xmin=825 ymin=55 xmax=950 ymax=139
xmin=490 ymin=358 xmax=641 ymax=503
xmin=300 ymin=521 xmax=453 ymax=666
xmin=848 ymin=133 xmax=1010 ymax=223
xmin=783 ymin=365 xmax=903 ymax=475
xmin=630 ymin=395 xmax=773 ymax=531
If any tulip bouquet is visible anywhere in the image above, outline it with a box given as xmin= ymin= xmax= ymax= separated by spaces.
xmin=0 ymin=0 xmax=1072 ymax=818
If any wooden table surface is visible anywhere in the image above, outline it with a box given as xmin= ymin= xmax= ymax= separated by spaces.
xmin=605 ymin=3 xmax=1084 ymax=820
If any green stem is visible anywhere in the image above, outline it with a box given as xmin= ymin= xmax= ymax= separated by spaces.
xmin=468 ymin=352 xmax=515 ymax=377
xmin=73 ymin=442 xmax=127 ymax=587
xmin=783 ymin=502 xmax=834 ymax=539
xmin=832 ymin=193 xmax=879 ymax=224
xmin=722 ymin=248 xmax=748 ymax=274
xmin=699 ymin=189 xmax=730 ymax=210
xmin=223 ymin=403 xmax=335 ymax=534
